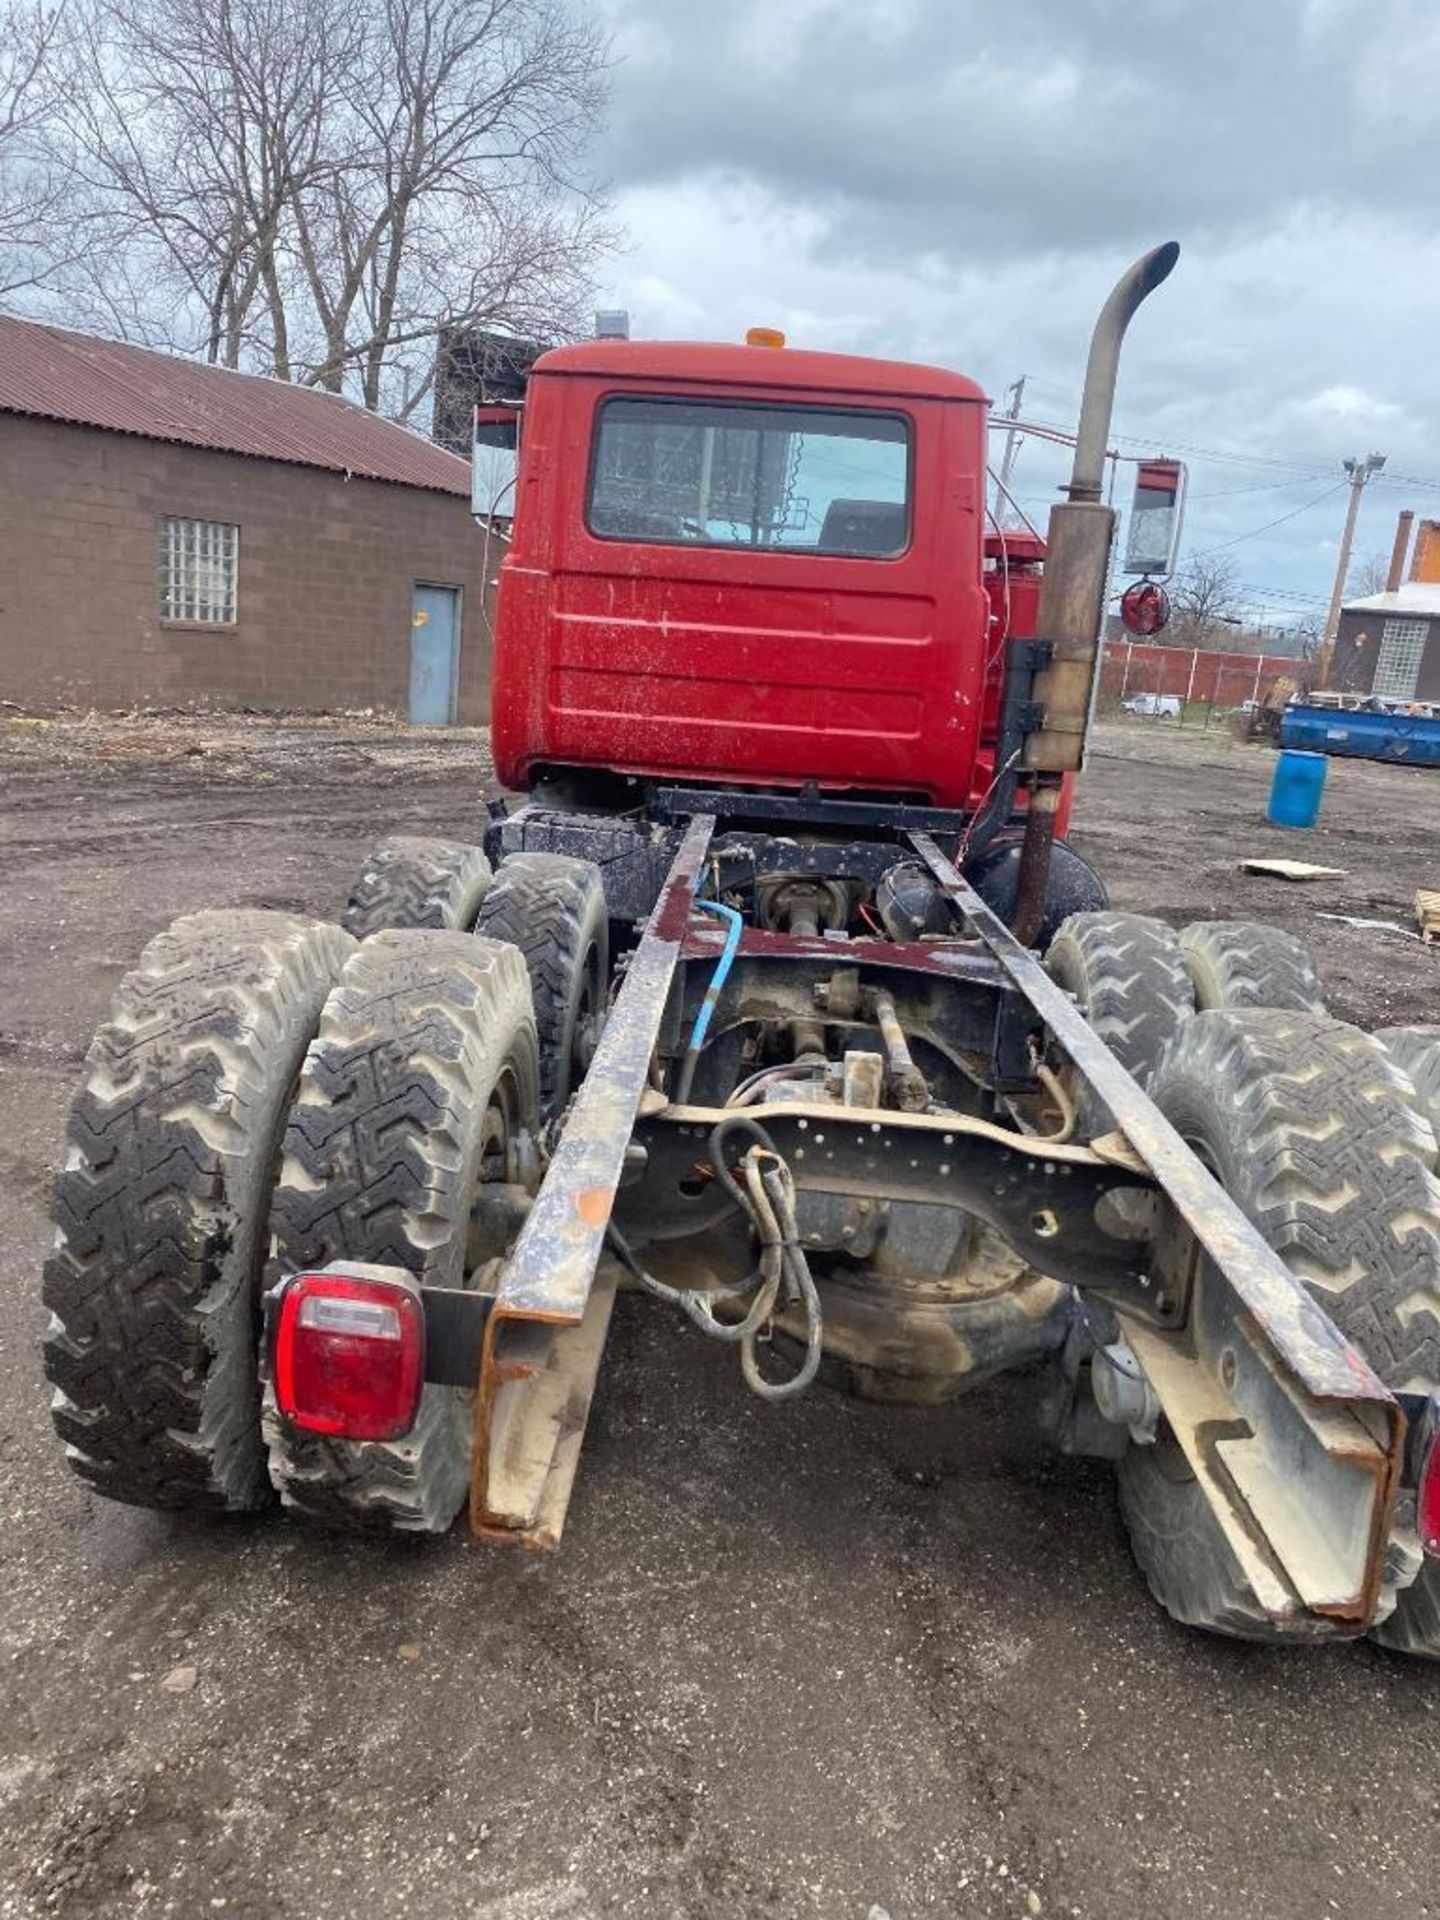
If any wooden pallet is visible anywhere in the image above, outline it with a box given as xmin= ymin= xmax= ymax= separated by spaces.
xmin=1417 ymin=889 xmax=1440 ymax=943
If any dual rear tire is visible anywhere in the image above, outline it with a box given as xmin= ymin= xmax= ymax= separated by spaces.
xmin=47 ymin=878 xmax=1440 ymax=1641
xmin=1042 ymin=913 xmax=1323 ymax=1133
xmin=44 ymin=841 xmax=608 ymax=1537
xmin=1043 ymin=911 xmax=1326 ymax=1120
xmin=1049 ymin=911 xmax=1440 ymax=1654
xmin=1117 ymin=1011 xmax=1440 ymax=1650
xmin=342 ymin=836 xmax=607 ymax=1125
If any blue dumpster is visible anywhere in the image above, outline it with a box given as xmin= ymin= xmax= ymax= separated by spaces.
xmin=1280 ymin=702 xmax=1440 ymax=767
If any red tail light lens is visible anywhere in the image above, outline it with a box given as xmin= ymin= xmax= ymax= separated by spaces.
xmin=273 ymin=1270 xmax=425 ymax=1441
xmin=1420 ymin=1423 xmax=1440 ymax=1558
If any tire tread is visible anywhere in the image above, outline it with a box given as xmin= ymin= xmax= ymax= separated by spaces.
xmin=474 ymin=853 xmax=607 ymax=1121
xmin=341 ymin=835 xmax=491 ymax=940
xmin=1122 ymin=1010 xmax=1440 ymax=1648
xmin=43 ymin=910 xmax=354 ymax=1511
xmin=1045 ymin=911 xmax=1194 ymax=1131
xmin=263 ymin=930 xmax=538 ymax=1533
xmin=1180 ymin=919 xmax=1325 ymax=1014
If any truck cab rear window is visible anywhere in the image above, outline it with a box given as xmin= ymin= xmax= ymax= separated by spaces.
xmin=587 ymin=398 xmax=911 ymax=557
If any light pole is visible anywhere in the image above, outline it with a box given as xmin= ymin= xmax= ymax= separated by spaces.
xmin=1323 ymin=451 xmax=1386 ymax=650
xmin=996 ymin=375 xmax=1027 ymax=516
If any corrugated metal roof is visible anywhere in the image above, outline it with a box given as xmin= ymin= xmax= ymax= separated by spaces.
xmin=0 ymin=313 xmax=470 ymax=495
xmin=1344 ymin=582 xmax=1440 ymax=618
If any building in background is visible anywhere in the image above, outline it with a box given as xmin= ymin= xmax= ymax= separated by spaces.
xmin=431 ymin=327 xmax=544 ymax=457
xmin=1330 ymin=512 xmax=1440 ymax=702
xmin=0 ymin=314 xmax=492 ymax=723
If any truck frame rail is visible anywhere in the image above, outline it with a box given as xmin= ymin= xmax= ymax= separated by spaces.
xmin=468 ymin=818 xmax=1402 ymax=1632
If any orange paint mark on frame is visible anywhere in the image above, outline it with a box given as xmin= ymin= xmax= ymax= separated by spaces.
xmin=574 ymin=1188 xmax=613 ymax=1228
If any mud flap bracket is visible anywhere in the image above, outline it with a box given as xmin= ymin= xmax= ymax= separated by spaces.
xmin=909 ymin=830 xmax=1404 ymax=1629
xmin=469 ymin=816 xmax=715 ymax=1546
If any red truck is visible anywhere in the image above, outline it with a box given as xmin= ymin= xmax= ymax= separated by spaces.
xmin=43 ymin=246 xmax=1440 ymax=1657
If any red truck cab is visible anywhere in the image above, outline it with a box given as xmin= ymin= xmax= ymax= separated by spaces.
xmin=490 ymin=337 xmax=1028 ymax=811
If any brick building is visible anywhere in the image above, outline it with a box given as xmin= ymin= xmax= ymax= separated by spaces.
xmin=1329 ymin=511 xmax=1440 ymax=704
xmin=0 ymin=314 xmax=494 ymax=723
xmin=1331 ymin=580 xmax=1440 ymax=703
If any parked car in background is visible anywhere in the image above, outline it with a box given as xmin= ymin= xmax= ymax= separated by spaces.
xmin=1122 ymin=692 xmax=1182 ymax=718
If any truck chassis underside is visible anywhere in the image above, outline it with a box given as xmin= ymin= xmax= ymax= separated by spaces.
xmin=469 ymin=807 xmax=1402 ymax=1639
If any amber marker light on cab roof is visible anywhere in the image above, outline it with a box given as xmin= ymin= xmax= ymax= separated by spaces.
xmin=745 ymin=326 xmax=786 ymax=349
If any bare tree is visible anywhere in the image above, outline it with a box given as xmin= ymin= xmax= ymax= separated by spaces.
xmin=288 ymin=0 xmax=611 ymax=415
xmin=1291 ymin=615 xmax=1323 ymax=664
xmin=53 ymin=0 xmax=613 ymax=410
xmin=1169 ymin=553 xmax=1245 ymax=649
xmin=0 ymin=0 xmax=74 ymax=298
xmin=61 ymin=0 xmax=364 ymax=364
xmin=1350 ymin=548 xmax=1391 ymax=598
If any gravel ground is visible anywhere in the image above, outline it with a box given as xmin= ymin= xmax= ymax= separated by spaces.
xmin=2 ymin=711 xmax=1439 ymax=1920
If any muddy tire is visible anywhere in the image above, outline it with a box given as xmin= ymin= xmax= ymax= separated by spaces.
xmin=1376 ymin=1026 xmax=1440 ymax=1140
xmin=1179 ymin=920 xmax=1325 ymax=1014
xmin=43 ymin=911 xmax=355 ymax=1512
xmin=1366 ymin=1023 xmax=1440 ymax=1655
xmin=475 ymin=853 xmax=608 ymax=1123
xmin=1118 ymin=1010 xmax=1440 ymax=1646
xmin=263 ymin=930 xmax=540 ymax=1534
xmin=1045 ymin=912 xmax=1194 ymax=1131
xmin=341 ymin=835 xmax=491 ymax=939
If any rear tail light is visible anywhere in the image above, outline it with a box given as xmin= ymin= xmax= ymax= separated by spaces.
xmin=272 ymin=1268 xmax=424 ymax=1442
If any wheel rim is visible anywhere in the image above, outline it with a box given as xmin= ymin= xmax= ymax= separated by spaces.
xmin=465 ymin=1060 xmax=527 ymax=1281
xmin=479 ymin=1063 xmax=521 ymax=1188
xmin=568 ymin=943 xmax=602 ymax=1093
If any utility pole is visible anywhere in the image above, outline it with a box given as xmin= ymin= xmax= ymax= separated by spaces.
xmin=1323 ymin=451 xmax=1386 ymax=648
xmin=996 ymin=375 xmax=1026 ymax=518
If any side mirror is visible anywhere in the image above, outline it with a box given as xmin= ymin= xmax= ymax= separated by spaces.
xmin=1123 ymin=458 xmax=1186 ymax=578
xmin=472 ymin=404 xmax=520 ymax=520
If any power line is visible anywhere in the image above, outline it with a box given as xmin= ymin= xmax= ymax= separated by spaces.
xmin=1372 ymin=470 xmax=1440 ymax=495
xmin=1022 ymin=417 xmax=1329 ymax=477
xmin=1234 ymin=578 xmax=1328 ymax=603
xmin=1007 ymin=397 xmax=1440 ymax=495
xmin=1239 ymin=587 xmax=1327 ymax=606
xmin=1000 ymin=396 xmax=1412 ymax=599
xmin=1190 ymin=481 xmax=1349 ymax=556
xmin=1189 ymin=476 xmax=1329 ymax=502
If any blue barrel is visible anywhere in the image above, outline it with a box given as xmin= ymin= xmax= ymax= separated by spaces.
xmin=1267 ymin=748 xmax=1327 ymax=829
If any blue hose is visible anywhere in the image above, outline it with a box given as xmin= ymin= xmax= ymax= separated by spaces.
xmin=689 ymin=899 xmax=744 ymax=1049
xmin=674 ymin=897 xmax=744 ymax=1104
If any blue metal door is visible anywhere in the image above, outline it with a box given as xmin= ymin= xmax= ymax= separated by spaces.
xmin=409 ymin=585 xmax=460 ymax=725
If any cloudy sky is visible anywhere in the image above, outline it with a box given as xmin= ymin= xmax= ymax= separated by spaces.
xmin=589 ymin=0 xmax=1440 ymax=629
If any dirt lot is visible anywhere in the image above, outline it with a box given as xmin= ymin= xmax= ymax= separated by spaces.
xmin=2 ymin=710 xmax=1439 ymax=1920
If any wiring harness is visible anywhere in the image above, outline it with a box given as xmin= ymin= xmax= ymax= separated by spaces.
xmin=607 ymin=1115 xmax=822 ymax=1403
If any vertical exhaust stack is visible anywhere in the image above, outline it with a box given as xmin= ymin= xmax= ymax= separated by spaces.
xmin=1010 ymin=242 xmax=1180 ymax=945
xmin=1387 ymin=510 xmax=1415 ymax=593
